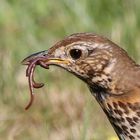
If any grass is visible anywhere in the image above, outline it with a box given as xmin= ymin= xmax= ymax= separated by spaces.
xmin=0 ymin=0 xmax=140 ymax=139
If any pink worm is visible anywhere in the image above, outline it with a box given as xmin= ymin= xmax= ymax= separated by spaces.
xmin=25 ymin=57 xmax=48 ymax=110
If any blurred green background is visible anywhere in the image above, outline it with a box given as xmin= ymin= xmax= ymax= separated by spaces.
xmin=0 ymin=0 xmax=140 ymax=140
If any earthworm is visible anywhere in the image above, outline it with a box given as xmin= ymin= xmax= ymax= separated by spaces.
xmin=25 ymin=57 xmax=48 ymax=110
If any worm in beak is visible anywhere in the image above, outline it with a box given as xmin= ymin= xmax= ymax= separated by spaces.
xmin=22 ymin=50 xmax=69 ymax=110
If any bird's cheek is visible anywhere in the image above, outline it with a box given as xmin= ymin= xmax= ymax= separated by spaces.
xmin=69 ymin=65 xmax=88 ymax=78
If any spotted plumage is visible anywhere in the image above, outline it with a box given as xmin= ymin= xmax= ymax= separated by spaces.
xmin=22 ymin=33 xmax=140 ymax=140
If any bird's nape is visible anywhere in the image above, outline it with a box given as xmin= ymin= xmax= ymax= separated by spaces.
xmin=22 ymin=33 xmax=140 ymax=140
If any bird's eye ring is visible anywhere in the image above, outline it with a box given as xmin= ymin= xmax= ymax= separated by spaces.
xmin=69 ymin=49 xmax=82 ymax=60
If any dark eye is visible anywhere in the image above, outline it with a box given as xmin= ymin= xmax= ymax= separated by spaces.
xmin=69 ymin=49 xmax=82 ymax=60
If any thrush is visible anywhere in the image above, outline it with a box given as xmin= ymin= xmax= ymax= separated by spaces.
xmin=22 ymin=33 xmax=140 ymax=140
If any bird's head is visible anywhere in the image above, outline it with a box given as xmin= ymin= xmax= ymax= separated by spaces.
xmin=22 ymin=33 xmax=136 ymax=95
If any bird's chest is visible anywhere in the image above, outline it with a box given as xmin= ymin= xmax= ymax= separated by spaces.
xmin=89 ymin=86 xmax=140 ymax=140
xmin=103 ymin=100 xmax=140 ymax=140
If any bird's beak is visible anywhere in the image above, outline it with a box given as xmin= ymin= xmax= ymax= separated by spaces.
xmin=21 ymin=50 xmax=69 ymax=68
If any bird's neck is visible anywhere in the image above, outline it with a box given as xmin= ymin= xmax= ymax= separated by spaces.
xmin=87 ymin=59 xmax=140 ymax=140
xmin=89 ymin=85 xmax=140 ymax=140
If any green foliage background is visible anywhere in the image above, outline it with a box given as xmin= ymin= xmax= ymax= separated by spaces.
xmin=0 ymin=0 xmax=140 ymax=140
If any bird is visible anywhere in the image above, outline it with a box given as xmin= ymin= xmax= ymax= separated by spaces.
xmin=22 ymin=33 xmax=140 ymax=140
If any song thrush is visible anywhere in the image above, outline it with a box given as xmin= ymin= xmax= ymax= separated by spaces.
xmin=22 ymin=33 xmax=140 ymax=140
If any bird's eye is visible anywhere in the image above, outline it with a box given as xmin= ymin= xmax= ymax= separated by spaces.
xmin=69 ymin=49 xmax=82 ymax=60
